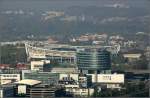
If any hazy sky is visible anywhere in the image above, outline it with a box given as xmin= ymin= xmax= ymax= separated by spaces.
xmin=0 ymin=0 xmax=150 ymax=10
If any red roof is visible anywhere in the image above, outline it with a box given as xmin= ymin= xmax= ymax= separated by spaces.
xmin=0 ymin=64 xmax=10 ymax=69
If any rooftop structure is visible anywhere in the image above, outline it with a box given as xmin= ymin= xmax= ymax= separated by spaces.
xmin=22 ymin=70 xmax=59 ymax=85
xmin=58 ymin=73 xmax=94 ymax=97
xmin=14 ymin=79 xmax=56 ymax=97
xmin=25 ymin=43 xmax=120 ymax=65
xmin=89 ymin=74 xmax=124 ymax=83
xmin=15 ymin=79 xmax=41 ymax=86
xmin=0 ymin=73 xmax=20 ymax=85
xmin=88 ymin=74 xmax=124 ymax=89
xmin=123 ymin=53 xmax=142 ymax=59
xmin=30 ymin=60 xmax=50 ymax=71
xmin=50 ymin=67 xmax=78 ymax=74
xmin=25 ymin=43 xmax=76 ymax=65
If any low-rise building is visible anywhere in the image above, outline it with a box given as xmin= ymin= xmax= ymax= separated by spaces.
xmin=22 ymin=70 xmax=59 ymax=85
xmin=14 ymin=79 xmax=56 ymax=97
xmin=0 ymin=74 xmax=20 ymax=85
xmin=65 ymin=87 xmax=94 ymax=97
xmin=58 ymin=74 xmax=94 ymax=97
xmin=0 ymin=64 xmax=10 ymax=69
xmin=31 ymin=60 xmax=50 ymax=71
xmin=88 ymin=74 xmax=124 ymax=89
xmin=50 ymin=67 xmax=78 ymax=74
xmin=59 ymin=73 xmax=79 ymax=82
xmin=123 ymin=53 xmax=142 ymax=62
xmin=123 ymin=53 xmax=141 ymax=59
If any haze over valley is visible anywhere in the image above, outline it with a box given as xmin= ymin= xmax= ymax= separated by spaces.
xmin=0 ymin=0 xmax=150 ymax=41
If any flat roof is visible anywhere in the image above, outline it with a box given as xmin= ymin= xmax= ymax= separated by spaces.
xmin=123 ymin=54 xmax=141 ymax=58
xmin=15 ymin=79 xmax=41 ymax=86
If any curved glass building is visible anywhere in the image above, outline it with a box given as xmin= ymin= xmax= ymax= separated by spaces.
xmin=77 ymin=48 xmax=111 ymax=72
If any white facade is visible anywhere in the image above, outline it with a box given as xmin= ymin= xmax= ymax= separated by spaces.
xmin=88 ymin=74 xmax=124 ymax=89
xmin=18 ymin=85 xmax=27 ymax=94
xmin=59 ymin=73 xmax=94 ymax=96
xmin=25 ymin=43 xmax=76 ymax=59
xmin=30 ymin=60 xmax=50 ymax=71
xmin=64 ymin=82 xmax=94 ymax=96
xmin=0 ymin=74 xmax=20 ymax=85
xmin=0 ymin=89 xmax=3 ymax=98
xmin=106 ymin=84 xmax=121 ymax=89
xmin=88 ymin=74 xmax=124 ymax=83
xmin=59 ymin=73 xmax=79 ymax=81
xmin=59 ymin=73 xmax=124 ymax=96
xmin=65 ymin=84 xmax=79 ymax=88
xmin=66 ymin=87 xmax=94 ymax=96
xmin=79 ymin=76 xmax=87 ymax=83
xmin=51 ymin=68 xmax=78 ymax=74
xmin=123 ymin=54 xmax=141 ymax=59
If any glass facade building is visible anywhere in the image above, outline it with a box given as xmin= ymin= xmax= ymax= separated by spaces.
xmin=22 ymin=71 xmax=59 ymax=85
xmin=77 ymin=49 xmax=111 ymax=71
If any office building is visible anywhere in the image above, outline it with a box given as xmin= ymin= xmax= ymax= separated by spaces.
xmin=30 ymin=60 xmax=50 ymax=71
xmin=88 ymin=73 xmax=124 ymax=89
xmin=14 ymin=79 xmax=56 ymax=97
xmin=22 ymin=70 xmax=59 ymax=85
xmin=77 ymin=48 xmax=111 ymax=74
xmin=58 ymin=73 xmax=94 ymax=97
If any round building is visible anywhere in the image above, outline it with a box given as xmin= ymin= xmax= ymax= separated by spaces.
xmin=77 ymin=48 xmax=111 ymax=74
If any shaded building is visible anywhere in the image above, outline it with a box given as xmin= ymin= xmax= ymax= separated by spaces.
xmin=14 ymin=79 xmax=56 ymax=97
xmin=22 ymin=70 xmax=59 ymax=85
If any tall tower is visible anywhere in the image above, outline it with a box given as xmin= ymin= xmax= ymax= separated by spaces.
xmin=77 ymin=48 xmax=111 ymax=74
